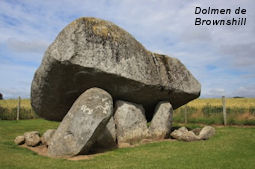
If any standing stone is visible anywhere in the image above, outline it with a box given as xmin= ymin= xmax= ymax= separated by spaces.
xmin=14 ymin=135 xmax=25 ymax=145
xmin=92 ymin=117 xmax=117 ymax=151
xmin=48 ymin=88 xmax=113 ymax=157
xmin=41 ymin=129 xmax=56 ymax=146
xmin=0 ymin=93 xmax=3 ymax=100
xmin=199 ymin=126 xmax=215 ymax=140
xmin=31 ymin=17 xmax=201 ymax=122
xmin=114 ymin=100 xmax=148 ymax=145
xmin=24 ymin=131 xmax=41 ymax=147
xmin=149 ymin=101 xmax=173 ymax=139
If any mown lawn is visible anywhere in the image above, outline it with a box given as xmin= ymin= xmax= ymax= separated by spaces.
xmin=0 ymin=119 xmax=255 ymax=169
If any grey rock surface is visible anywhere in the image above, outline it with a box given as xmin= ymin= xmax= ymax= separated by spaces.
xmin=31 ymin=17 xmax=201 ymax=121
xmin=41 ymin=129 xmax=56 ymax=146
xmin=178 ymin=127 xmax=189 ymax=132
xmin=14 ymin=135 xmax=25 ymax=145
xmin=170 ymin=127 xmax=199 ymax=142
xmin=199 ymin=126 xmax=215 ymax=140
xmin=92 ymin=117 xmax=117 ymax=150
xmin=24 ymin=131 xmax=41 ymax=147
xmin=114 ymin=100 xmax=148 ymax=144
xmin=192 ymin=128 xmax=202 ymax=136
xmin=48 ymin=88 xmax=113 ymax=157
xmin=149 ymin=101 xmax=173 ymax=139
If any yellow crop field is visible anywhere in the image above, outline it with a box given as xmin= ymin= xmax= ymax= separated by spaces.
xmin=174 ymin=98 xmax=255 ymax=125
xmin=0 ymin=98 xmax=255 ymax=124
xmin=0 ymin=99 xmax=36 ymax=120
xmin=0 ymin=99 xmax=31 ymax=110
xmin=187 ymin=98 xmax=255 ymax=109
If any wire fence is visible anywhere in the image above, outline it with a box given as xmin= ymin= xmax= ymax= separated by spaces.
xmin=0 ymin=97 xmax=255 ymax=125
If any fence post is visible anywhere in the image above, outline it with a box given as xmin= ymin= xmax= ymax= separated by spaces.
xmin=184 ymin=105 xmax=188 ymax=124
xmin=17 ymin=96 xmax=21 ymax=120
xmin=222 ymin=96 xmax=227 ymax=126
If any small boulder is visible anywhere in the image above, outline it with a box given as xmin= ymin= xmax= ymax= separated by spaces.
xmin=114 ymin=100 xmax=148 ymax=145
xmin=41 ymin=129 xmax=56 ymax=146
xmin=14 ymin=135 xmax=25 ymax=145
xmin=199 ymin=126 xmax=215 ymax=140
xmin=149 ymin=101 xmax=173 ymax=139
xmin=48 ymin=88 xmax=113 ymax=157
xmin=24 ymin=131 xmax=41 ymax=147
xmin=170 ymin=127 xmax=199 ymax=142
xmin=178 ymin=126 xmax=189 ymax=132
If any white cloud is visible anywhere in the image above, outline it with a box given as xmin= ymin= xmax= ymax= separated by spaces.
xmin=0 ymin=88 xmax=30 ymax=99
xmin=6 ymin=38 xmax=49 ymax=53
xmin=0 ymin=63 xmax=36 ymax=98
xmin=205 ymin=88 xmax=226 ymax=97
xmin=232 ymin=86 xmax=255 ymax=98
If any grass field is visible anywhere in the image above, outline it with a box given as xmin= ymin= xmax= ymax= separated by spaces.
xmin=0 ymin=119 xmax=254 ymax=169
xmin=1 ymin=98 xmax=255 ymax=125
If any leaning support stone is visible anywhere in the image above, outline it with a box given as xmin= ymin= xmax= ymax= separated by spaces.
xmin=48 ymin=88 xmax=113 ymax=157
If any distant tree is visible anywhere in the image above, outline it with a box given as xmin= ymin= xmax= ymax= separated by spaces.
xmin=0 ymin=93 xmax=2 ymax=100
xmin=233 ymin=96 xmax=244 ymax=98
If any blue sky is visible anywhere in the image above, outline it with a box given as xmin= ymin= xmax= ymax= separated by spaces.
xmin=0 ymin=0 xmax=255 ymax=98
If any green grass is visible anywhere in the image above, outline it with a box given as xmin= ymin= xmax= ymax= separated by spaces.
xmin=0 ymin=119 xmax=255 ymax=169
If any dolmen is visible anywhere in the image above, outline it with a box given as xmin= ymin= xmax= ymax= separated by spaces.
xmin=30 ymin=17 xmax=201 ymax=157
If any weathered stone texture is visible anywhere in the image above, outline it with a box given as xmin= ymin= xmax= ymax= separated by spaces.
xmin=41 ymin=129 xmax=56 ymax=146
xmin=48 ymin=88 xmax=113 ymax=157
xmin=31 ymin=17 xmax=201 ymax=121
xmin=114 ymin=100 xmax=148 ymax=144
xmin=24 ymin=131 xmax=41 ymax=147
xmin=149 ymin=101 xmax=173 ymax=139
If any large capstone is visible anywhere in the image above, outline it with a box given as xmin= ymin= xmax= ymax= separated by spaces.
xmin=48 ymin=88 xmax=113 ymax=157
xmin=31 ymin=17 xmax=201 ymax=121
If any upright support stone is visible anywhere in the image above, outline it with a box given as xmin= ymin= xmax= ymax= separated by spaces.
xmin=149 ymin=101 xmax=173 ymax=139
xmin=48 ymin=88 xmax=113 ymax=157
xmin=114 ymin=100 xmax=148 ymax=145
